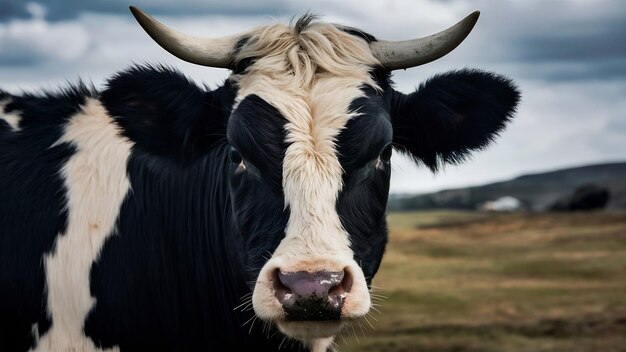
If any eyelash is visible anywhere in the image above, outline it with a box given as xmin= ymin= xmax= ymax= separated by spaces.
xmin=229 ymin=147 xmax=242 ymax=164
xmin=229 ymin=147 xmax=247 ymax=172
xmin=374 ymin=145 xmax=392 ymax=170
xmin=379 ymin=144 xmax=392 ymax=162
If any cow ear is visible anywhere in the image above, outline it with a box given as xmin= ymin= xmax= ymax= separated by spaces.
xmin=102 ymin=65 xmax=232 ymax=160
xmin=390 ymin=69 xmax=520 ymax=171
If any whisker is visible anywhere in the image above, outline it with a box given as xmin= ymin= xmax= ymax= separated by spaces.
xmin=270 ymin=329 xmax=280 ymax=339
xmin=369 ymin=293 xmax=388 ymax=299
xmin=264 ymin=321 xmax=272 ymax=339
xmin=357 ymin=320 xmax=367 ymax=339
xmin=233 ymin=299 xmax=252 ymax=311
xmin=243 ymin=315 xmax=256 ymax=327
xmin=240 ymin=302 xmax=254 ymax=312
xmin=370 ymin=305 xmax=382 ymax=315
xmin=248 ymin=315 xmax=259 ymax=335
xmin=366 ymin=312 xmax=378 ymax=322
xmin=362 ymin=315 xmax=375 ymax=330
xmin=330 ymin=338 xmax=339 ymax=352
xmin=351 ymin=322 xmax=360 ymax=344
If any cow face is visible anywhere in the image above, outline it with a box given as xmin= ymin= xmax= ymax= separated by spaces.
xmin=226 ymin=86 xmax=392 ymax=343
xmin=130 ymin=8 xmax=519 ymax=348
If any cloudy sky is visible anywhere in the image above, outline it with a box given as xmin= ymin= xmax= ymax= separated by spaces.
xmin=1 ymin=0 xmax=625 ymax=194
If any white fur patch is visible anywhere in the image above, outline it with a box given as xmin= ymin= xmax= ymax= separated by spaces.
xmin=0 ymin=99 xmax=22 ymax=132
xmin=33 ymin=98 xmax=132 ymax=352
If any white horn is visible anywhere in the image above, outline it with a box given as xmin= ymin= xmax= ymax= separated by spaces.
xmin=129 ymin=6 xmax=239 ymax=68
xmin=370 ymin=11 xmax=480 ymax=70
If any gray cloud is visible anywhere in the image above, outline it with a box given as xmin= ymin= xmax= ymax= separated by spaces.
xmin=0 ymin=5 xmax=90 ymax=67
xmin=0 ymin=1 xmax=32 ymax=22
xmin=0 ymin=0 xmax=291 ymax=22
xmin=494 ymin=12 xmax=626 ymax=82
xmin=529 ymin=61 xmax=626 ymax=82
xmin=510 ymin=20 xmax=626 ymax=63
xmin=465 ymin=1 xmax=626 ymax=82
xmin=0 ymin=52 xmax=42 ymax=66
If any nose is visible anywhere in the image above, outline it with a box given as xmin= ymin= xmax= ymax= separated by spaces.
xmin=274 ymin=270 xmax=352 ymax=321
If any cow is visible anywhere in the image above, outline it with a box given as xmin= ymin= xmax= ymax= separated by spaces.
xmin=0 ymin=7 xmax=520 ymax=352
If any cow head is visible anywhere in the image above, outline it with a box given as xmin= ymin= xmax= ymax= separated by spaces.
xmin=130 ymin=7 xmax=520 ymax=349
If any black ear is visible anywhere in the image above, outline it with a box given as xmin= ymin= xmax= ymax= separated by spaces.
xmin=390 ymin=69 xmax=520 ymax=171
xmin=101 ymin=65 xmax=234 ymax=161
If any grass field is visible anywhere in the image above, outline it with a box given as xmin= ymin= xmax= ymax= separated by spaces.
xmin=337 ymin=210 xmax=626 ymax=352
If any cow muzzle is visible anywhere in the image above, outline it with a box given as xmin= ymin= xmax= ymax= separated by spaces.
xmin=251 ymin=258 xmax=370 ymax=341
xmin=275 ymin=269 xmax=352 ymax=321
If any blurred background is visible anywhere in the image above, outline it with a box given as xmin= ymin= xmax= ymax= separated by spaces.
xmin=2 ymin=1 xmax=625 ymax=351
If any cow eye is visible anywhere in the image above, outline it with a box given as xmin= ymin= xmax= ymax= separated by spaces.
xmin=229 ymin=147 xmax=242 ymax=164
xmin=380 ymin=144 xmax=393 ymax=162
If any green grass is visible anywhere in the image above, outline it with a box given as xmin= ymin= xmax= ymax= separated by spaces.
xmin=337 ymin=211 xmax=626 ymax=352
xmin=386 ymin=210 xmax=488 ymax=230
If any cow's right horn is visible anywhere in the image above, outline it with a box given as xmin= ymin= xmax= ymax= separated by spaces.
xmin=370 ymin=11 xmax=480 ymax=70
xmin=130 ymin=6 xmax=238 ymax=68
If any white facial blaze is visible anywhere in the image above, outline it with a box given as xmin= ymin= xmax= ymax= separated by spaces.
xmin=0 ymin=99 xmax=22 ymax=132
xmin=34 ymin=98 xmax=132 ymax=352
xmin=278 ymin=78 xmax=363 ymax=259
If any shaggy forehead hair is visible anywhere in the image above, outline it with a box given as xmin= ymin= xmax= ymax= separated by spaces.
xmin=232 ymin=14 xmax=381 ymax=90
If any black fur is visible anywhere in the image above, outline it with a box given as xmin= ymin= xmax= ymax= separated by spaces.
xmin=338 ymin=26 xmax=377 ymax=43
xmin=226 ymin=95 xmax=291 ymax=286
xmin=390 ymin=69 xmax=521 ymax=171
xmin=293 ymin=13 xmax=319 ymax=35
xmin=231 ymin=35 xmax=254 ymax=74
xmin=338 ymin=93 xmax=392 ymax=174
xmin=336 ymin=92 xmax=392 ymax=283
xmin=227 ymin=95 xmax=288 ymax=193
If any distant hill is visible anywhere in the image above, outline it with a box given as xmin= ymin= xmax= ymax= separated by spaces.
xmin=388 ymin=161 xmax=626 ymax=211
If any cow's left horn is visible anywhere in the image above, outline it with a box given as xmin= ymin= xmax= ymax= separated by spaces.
xmin=370 ymin=11 xmax=480 ymax=70
xmin=129 ymin=6 xmax=238 ymax=68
